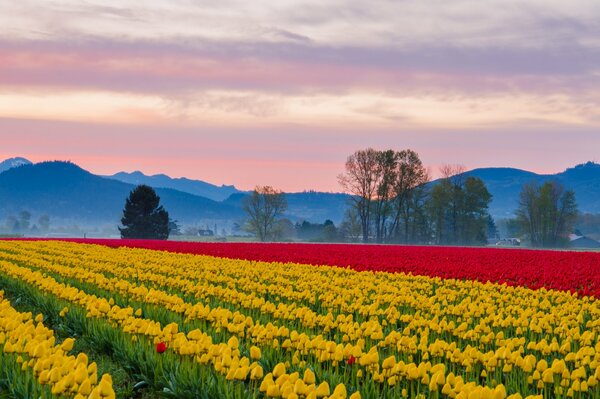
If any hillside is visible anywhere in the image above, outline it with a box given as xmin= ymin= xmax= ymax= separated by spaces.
xmin=224 ymin=191 xmax=351 ymax=224
xmin=107 ymin=171 xmax=242 ymax=201
xmin=0 ymin=157 xmax=32 ymax=173
xmin=2 ymin=159 xmax=600 ymax=229
xmin=0 ymin=161 xmax=243 ymax=225
xmin=463 ymin=162 xmax=600 ymax=218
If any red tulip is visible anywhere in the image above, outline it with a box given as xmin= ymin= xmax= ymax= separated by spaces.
xmin=22 ymin=238 xmax=600 ymax=298
xmin=347 ymin=355 xmax=356 ymax=365
xmin=156 ymin=342 xmax=167 ymax=353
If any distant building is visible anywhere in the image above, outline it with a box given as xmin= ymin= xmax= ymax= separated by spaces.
xmin=197 ymin=229 xmax=214 ymax=236
xmin=495 ymin=238 xmax=521 ymax=246
xmin=569 ymin=234 xmax=600 ymax=249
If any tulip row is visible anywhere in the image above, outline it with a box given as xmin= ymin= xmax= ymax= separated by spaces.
xmin=0 ymin=290 xmax=114 ymax=398
xmin=0 ymin=251 xmax=356 ymax=398
xmin=31 ymin=238 xmax=600 ymax=297
xmin=0 ymin=240 xmax=599 ymax=399
xmin=6 ymin=239 xmax=598 ymax=385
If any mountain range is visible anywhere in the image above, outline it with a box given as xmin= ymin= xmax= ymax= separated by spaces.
xmin=106 ymin=171 xmax=242 ymax=201
xmin=0 ymin=160 xmax=350 ymax=231
xmin=1 ymin=158 xmax=600 ymax=232
xmin=462 ymin=162 xmax=600 ymax=217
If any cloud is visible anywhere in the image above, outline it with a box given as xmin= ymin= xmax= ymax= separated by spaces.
xmin=0 ymin=37 xmax=599 ymax=98
xmin=1 ymin=1 xmax=599 ymax=101
xmin=1 ymin=0 xmax=600 ymax=192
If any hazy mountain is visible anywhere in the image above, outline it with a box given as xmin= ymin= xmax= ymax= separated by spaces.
xmin=460 ymin=162 xmax=600 ymax=218
xmin=108 ymin=170 xmax=350 ymax=223
xmin=224 ymin=191 xmax=351 ymax=224
xmin=0 ymin=157 xmax=32 ymax=173
xmin=0 ymin=161 xmax=243 ymax=225
xmin=107 ymin=171 xmax=242 ymax=201
xmin=1 ymin=158 xmax=600 ymax=231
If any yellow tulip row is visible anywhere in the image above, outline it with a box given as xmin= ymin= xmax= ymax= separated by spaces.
xmin=0 ymin=259 xmax=510 ymax=399
xmin=0 ymin=290 xmax=114 ymax=398
xmin=6 ymin=240 xmax=595 ymax=394
xmin=0 ymin=240 xmax=599 ymax=399
xmin=4 ymin=241 xmax=598 ymax=362
xmin=5 ymin=243 xmax=600 ymax=364
xmin=0 ymin=259 xmax=362 ymax=399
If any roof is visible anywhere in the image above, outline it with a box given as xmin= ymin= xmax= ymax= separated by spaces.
xmin=569 ymin=236 xmax=600 ymax=249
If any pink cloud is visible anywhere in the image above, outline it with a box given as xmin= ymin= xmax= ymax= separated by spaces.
xmin=0 ymin=39 xmax=595 ymax=98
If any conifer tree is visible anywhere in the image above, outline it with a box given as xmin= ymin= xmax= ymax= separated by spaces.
xmin=119 ymin=185 xmax=169 ymax=239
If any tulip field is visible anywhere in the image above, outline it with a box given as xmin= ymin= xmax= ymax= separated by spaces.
xmin=0 ymin=240 xmax=599 ymax=399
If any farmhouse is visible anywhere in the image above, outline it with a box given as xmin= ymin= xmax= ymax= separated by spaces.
xmin=569 ymin=234 xmax=600 ymax=249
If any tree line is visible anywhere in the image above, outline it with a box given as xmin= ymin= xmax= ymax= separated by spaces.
xmin=338 ymin=148 xmax=493 ymax=245
xmin=515 ymin=181 xmax=578 ymax=247
xmin=1 ymin=211 xmax=50 ymax=236
xmin=233 ymin=149 xmax=579 ymax=247
xmin=116 ymin=156 xmax=580 ymax=248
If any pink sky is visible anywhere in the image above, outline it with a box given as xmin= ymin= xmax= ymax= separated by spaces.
xmin=1 ymin=1 xmax=599 ymax=191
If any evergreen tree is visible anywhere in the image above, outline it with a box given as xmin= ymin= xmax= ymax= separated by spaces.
xmin=119 ymin=185 xmax=170 ymax=240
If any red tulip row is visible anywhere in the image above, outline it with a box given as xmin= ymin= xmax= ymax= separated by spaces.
xmin=7 ymin=238 xmax=600 ymax=298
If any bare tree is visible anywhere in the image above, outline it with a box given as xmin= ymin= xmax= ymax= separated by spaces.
xmin=339 ymin=207 xmax=362 ymax=242
xmin=242 ymin=186 xmax=287 ymax=242
xmin=440 ymin=164 xmax=466 ymax=241
xmin=389 ymin=150 xmax=429 ymax=241
xmin=338 ymin=148 xmax=381 ymax=242
xmin=517 ymin=182 xmax=539 ymax=244
xmin=440 ymin=164 xmax=466 ymax=182
xmin=373 ymin=150 xmax=397 ymax=243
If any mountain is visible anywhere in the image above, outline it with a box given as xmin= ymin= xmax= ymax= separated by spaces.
xmin=0 ymin=161 xmax=346 ymax=231
xmin=0 ymin=161 xmax=243 ymax=225
xmin=462 ymin=162 xmax=600 ymax=218
xmin=224 ymin=191 xmax=351 ymax=224
xmin=0 ymin=157 xmax=32 ymax=173
xmin=2 ymin=158 xmax=599 ymax=231
xmin=107 ymin=171 xmax=242 ymax=201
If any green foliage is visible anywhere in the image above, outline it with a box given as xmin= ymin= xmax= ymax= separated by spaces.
xmin=120 ymin=185 xmax=170 ymax=240
xmin=0 ymin=353 xmax=52 ymax=399
xmin=427 ymin=176 xmax=493 ymax=245
xmin=0 ymin=273 xmax=263 ymax=399
xmin=516 ymin=181 xmax=578 ymax=247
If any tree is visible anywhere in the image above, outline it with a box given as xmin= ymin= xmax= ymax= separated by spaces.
xmin=4 ymin=211 xmax=32 ymax=234
xmin=516 ymin=181 xmax=578 ymax=247
xmin=5 ymin=215 xmax=19 ymax=233
xmin=272 ymin=218 xmax=296 ymax=241
xmin=168 ymin=219 xmax=181 ymax=236
xmin=18 ymin=211 xmax=31 ymax=233
xmin=322 ymin=220 xmax=339 ymax=242
xmin=401 ymin=184 xmax=431 ymax=243
xmin=38 ymin=215 xmax=50 ymax=233
xmin=119 ymin=185 xmax=170 ymax=240
xmin=339 ymin=207 xmax=362 ymax=242
xmin=338 ymin=148 xmax=381 ymax=243
xmin=242 ymin=186 xmax=287 ymax=242
xmin=390 ymin=150 xmax=429 ymax=242
xmin=372 ymin=150 xmax=397 ymax=243
xmin=427 ymin=169 xmax=492 ymax=245
xmin=486 ymin=215 xmax=499 ymax=241
xmin=461 ymin=177 xmax=492 ymax=244
xmin=428 ymin=179 xmax=453 ymax=244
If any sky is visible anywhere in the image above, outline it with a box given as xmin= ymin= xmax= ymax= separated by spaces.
xmin=1 ymin=0 xmax=600 ymax=192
